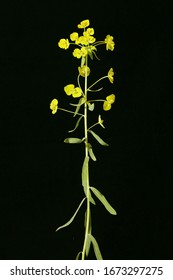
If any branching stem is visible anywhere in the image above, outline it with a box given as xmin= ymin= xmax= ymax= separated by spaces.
xmin=58 ymin=107 xmax=84 ymax=116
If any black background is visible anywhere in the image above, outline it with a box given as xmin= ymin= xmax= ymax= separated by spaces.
xmin=1 ymin=0 xmax=173 ymax=260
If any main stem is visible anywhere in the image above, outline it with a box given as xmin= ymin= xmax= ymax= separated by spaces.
xmin=82 ymin=55 xmax=90 ymax=260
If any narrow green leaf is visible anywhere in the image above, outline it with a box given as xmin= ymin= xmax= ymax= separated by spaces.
xmin=90 ymin=187 xmax=117 ymax=215
xmin=82 ymin=156 xmax=96 ymax=204
xmin=88 ymin=130 xmax=109 ymax=146
xmin=55 ymin=197 xmax=86 ymax=232
xmin=70 ymin=97 xmax=85 ymax=107
xmin=85 ymin=212 xmax=92 ymax=256
xmin=76 ymin=251 xmax=82 ymax=260
xmin=88 ymin=143 xmax=97 ymax=161
xmin=86 ymin=235 xmax=92 ymax=257
xmin=88 ymin=49 xmax=93 ymax=60
xmin=81 ymin=56 xmax=86 ymax=67
xmin=64 ymin=138 xmax=83 ymax=144
xmin=88 ymin=234 xmax=103 ymax=260
xmin=74 ymin=97 xmax=85 ymax=117
xmin=83 ymin=184 xmax=96 ymax=205
xmin=93 ymin=51 xmax=100 ymax=61
xmin=68 ymin=115 xmax=83 ymax=133
xmin=82 ymin=156 xmax=89 ymax=188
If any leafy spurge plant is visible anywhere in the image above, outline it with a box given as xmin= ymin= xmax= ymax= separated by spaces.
xmin=50 ymin=19 xmax=117 ymax=260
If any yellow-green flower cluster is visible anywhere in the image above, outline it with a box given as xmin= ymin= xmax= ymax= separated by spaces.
xmin=105 ymin=35 xmax=115 ymax=51
xmin=103 ymin=94 xmax=115 ymax=111
xmin=108 ymin=68 xmax=114 ymax=83
xmin=50 ymin=99 xmax=58 ymax=114
xmin=64 ymin=84 xmax=83 ymax=98
xmin=78 ymin=65 xmax=91 ymax=77
xmin=58 ymin=19 xmax=115 ymax=58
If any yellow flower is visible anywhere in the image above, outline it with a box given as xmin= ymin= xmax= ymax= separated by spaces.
xmin=103 ymin=94 xmax=115 ymax=111
xmin=58 ymin=38 xmax=70 ymax=50
xmin=77 ymin=19 xmax=90 ymax=29
xmin=83 ymin=31 xmax=96 ymax=44
xmin=81 ymin=46 xmax=88 ymax=56
xmin=73 ymin=48 xmax=82 ymax=58
xmin=108 ymin=68 xmax=114 ymax=83
xmin=105 ymin=35 xmax=115 ymax=51
xmin=64 ymin=84 xmax=82 ymax=98
xmin=70 ymin=32 xmax=79 ymax=42
xmin=73 ymin=87 xmax=82 ymax=98
xmin=78 ymin=66 xmax=91 ymax=77
xmin=106 ymin=94 xmax=115 ymax=104
xmin=86 ymin=28 xmax=94 ymax=35
xmin=64 ymin=84 xmax=75 ymax=96
xmin=103 ymin=101 xmax=111 ymax=111
xmin=50 ymin=99 xmax=58 ymax=114
xmin=78 ymin=35 xmax=88 ymax=45
xmin=88 ymin=36 xmax=96 ymax=44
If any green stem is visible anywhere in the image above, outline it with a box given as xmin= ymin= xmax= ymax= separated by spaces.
xmin=58 ymin=107 xmax=84 ymax=116
xmin=88 ymin=122 xmax=99 ymax=131
xmin=87 ymin=99 xmax=105 ymax=102
xmin=82 ymin=55 xmax=90 ymax=260
xmin=87 ymin=76 xmax=108 ymax=91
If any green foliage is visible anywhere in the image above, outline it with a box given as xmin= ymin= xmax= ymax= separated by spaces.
xmin=64 ymin=137 xmax=84 ymax=144
xmin=56 ymin=197 xmax=86 ymax=232
xmin=90 ymin=187 xmax=117 ymax=215
xmin=88 ymin=129 xmax=109 ymax=146
xmin=87 ymin=234 xmax=103 ymax=260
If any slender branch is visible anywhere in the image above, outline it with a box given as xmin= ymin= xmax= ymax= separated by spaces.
xmin=88 ymin=122 xmax=99 ymax=131
xmin=58 ymin=107 xmax=84 ymax=116
xmin=87 ymin=76 xmax=108 ymax=91
xmin=87 ymin=99 xmax=105 ymax=102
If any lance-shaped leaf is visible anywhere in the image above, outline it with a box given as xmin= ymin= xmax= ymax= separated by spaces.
xmin=55 ymin=197 xmax=86 ymax=232
xmin=64 ymin=138 xmax=83 ymax=144
xmin=68 ymin=115 xmax=83 ymax=133
xmin=90 ymin=186 xmax=117 ymax=215
xmin=76 ymin=251 xmax=82 ymax=260
xmin=87 ymin=233 xmax=103 ymax=260
xmin=85 ymin=211 xmax=92 ymax=256
xmin=82 ymin=156 xmax=96 ymax=204
xmin=73 ymin=97 xmax=85 ymax=117
xmin=81 ymin=56 xmax=86 ymax=67
xmin=88 ymin=143 xmax=97 ymax=161
xmin=70 ymin=97 xmax=85 ymax=107
xmin=88 ymin=130 xmax=109 ymax=146
xmin=82 ymin=156 xmax=89 ymax=189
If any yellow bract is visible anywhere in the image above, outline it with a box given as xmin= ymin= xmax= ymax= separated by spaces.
xmin=58 ymin=38 xmax=70 ymax=50
xmin=108 ymin=68 xmax=114 ymax=83
xmin=105 ymin=35 xmax=115 ymax=51
xmin=78 ymin=66 xmax=91 ymax=77
xmin=77 ymin=19 xmax=90 ymax=29
xmin=103 ymin=94 xmax=115 ymax=111
xmin=64 ymin=84 xmax=82 ymax=98
xmin=50 ymin=99 xmax=58 ymax=114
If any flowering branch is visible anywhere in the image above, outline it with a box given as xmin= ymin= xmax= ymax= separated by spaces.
xmin=50 ymin=19 xmax=117 ymax=260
